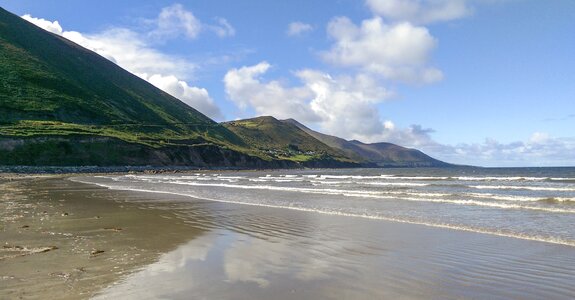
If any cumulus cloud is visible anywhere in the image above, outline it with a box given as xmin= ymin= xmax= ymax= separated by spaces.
xmin=143 ymin=73 xmax=222 ymax=119
xmin=366 ymin=0 xmax=472 ymax=24
xmin=21 ymin=13 xmax=223 ymax=119
xmin=287 ymin=22 xmax=313 ymax=36
xmin=444 ymin=135 xmax=575 ymax=167
xmin=348 ymin=122 xmax=575 ymax=167
xmin=322 ymin=16 xmax=443 ymax=83
xmin=21 ymin=14 xmax=63 ymax=35
xmin=380 ymin=127 xmax=575 ymax=167
xmin=151 ymin=3 xmax=202 ymax=39
xmin=209 ymin=17 xmax=236 ymax=37
xmin=223 ymin=62 xmax=319 ymax=121
xmin=376 ymin=123 xmax=437 ymax=146
xmin=224 ymin=61 xmax=393 ymax=139
xmin=63 ymin=28 xmax=194 ymax=77
xmin=149 ymin=3 xmax=235 ymax=40
xmin=298 ymin=70 xmax=393 ymax=138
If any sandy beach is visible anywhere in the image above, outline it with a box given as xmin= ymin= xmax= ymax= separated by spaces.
xmin=2 ymin=175 xmax=575 ymax=299
xmin=0 ymin=176 xmax=204 ymax=299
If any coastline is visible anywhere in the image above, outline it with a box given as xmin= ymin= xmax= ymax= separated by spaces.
xmin=0 ymin=176 xmax=205 ymax=299
xmin=2 ymin=175 xmax=574 ymax=299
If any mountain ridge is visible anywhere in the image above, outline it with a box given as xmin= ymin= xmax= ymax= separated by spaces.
xmin=222 ymin=116 xmax=357 ymax=167
xmin=282 ymin=118 xmax=450 ymax=167
xmin=0 ymin=6 xmax=451 ymax=168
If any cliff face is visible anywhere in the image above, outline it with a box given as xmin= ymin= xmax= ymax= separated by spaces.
xmin=0 ymin=136 xmax=272 ymax=168
xmin=0 ymin=135 xmax=360 ymax=168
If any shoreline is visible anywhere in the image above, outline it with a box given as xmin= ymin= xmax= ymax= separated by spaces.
xmin=73 ymin=173 xmax=575 ymax=248
xmin=2 ymin=175 xmax=575 ymax=299
xmin=0 ymin=176 xmax=205 ymax=299
xmin=0 ymin=164 xmax=475 ymax=176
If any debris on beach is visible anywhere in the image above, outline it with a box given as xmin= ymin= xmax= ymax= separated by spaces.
xmin=0 ymin=245 xmax=59 ymax=260
xmin=103 ymin=227 xmax=123 ymax=232
xmin=90 ymin=249 xmax=105 ymax=257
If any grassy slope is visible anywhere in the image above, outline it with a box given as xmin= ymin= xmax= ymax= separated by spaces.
xmin=0 ymin=7 xmax=244 ymax=150
xmin=0 ymin=7 xmax=276 ymax=167
xmin=223 ymin=116 xmax=355 ymax=164
xmin=283 ymin=118 xmax=450 ymax=167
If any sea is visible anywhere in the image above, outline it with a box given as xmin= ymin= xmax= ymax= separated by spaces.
xmin=72 ymin=167 xmax=575 ymax=299
xmin=76 ymin=167 xmax=575 ymax=247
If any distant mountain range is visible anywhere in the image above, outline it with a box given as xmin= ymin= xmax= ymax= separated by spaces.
xmin=0 ymin=7 xmax=450 ymax=168
xmin=283 ymin=119 xmax=449 ymax=167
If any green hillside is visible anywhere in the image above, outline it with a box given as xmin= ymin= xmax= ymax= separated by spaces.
xmin=0 ymin=7 xmax=244 ymax=148
xmin=0 ymin=7 xmax=209 ymax=126
xmin=283 ymin=119 xmax=450 ymax=167
xmin=0 ymin=7 xmax=266 ymax=167
xmin=223 ymin=116 xmax=356 ymax=165
xmin=0 ymin=7 xmax=355 ymax=168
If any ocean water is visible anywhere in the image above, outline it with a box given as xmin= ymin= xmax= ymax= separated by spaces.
xmin=75 ymin=167 xmax=575 ymax=247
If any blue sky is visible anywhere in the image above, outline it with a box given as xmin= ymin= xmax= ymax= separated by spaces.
xmin=2 ymin=0 xmax=574 ymax=166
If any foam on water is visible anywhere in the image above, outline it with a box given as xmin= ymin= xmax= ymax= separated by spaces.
xmin=70 ymin=177 xmax=575 ymax=248
xmin=363 ymin=182 xmax=429 ymax=187
xmin=471 ymin=185 xmax=575 ymax=192
xmin=94 ymin=175 xmax=575 ymax=214
xmin=466 ymin=192 xmax=575 ymax=203
xmin=453 ymin=176 xmax=549 ymax=181
xmin=74 ymin=167 xmax=575 ymax=250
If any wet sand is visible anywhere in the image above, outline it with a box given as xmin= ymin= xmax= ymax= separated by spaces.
xmin=2 ymin=176 xmax=575 ymax=299
xmin=0 ymin=177 xmax=205 ymax=299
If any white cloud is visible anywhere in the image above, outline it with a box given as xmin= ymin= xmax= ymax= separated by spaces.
xmin=366 ymin=0 xmax=472 ymax=24
xmin=224 ymin=62 xmax=319 ymax=121
xmin=372 ymin=123 xmax=437 ymax=146
xmin=287 ymin=22 xmax=313 ymax=36
xmin=209 ymin=17 xmax=236 ymax=38
xmin=224 ymin=62 xmax=393 ymax=139
xmin=63 ymin=28 xmax=194 ymax=78
xmin=322 ymin=16 xmax=443 ymax=83
xmin=143 ymin=74 xmax=222 ymax=119
xmin=21 ymin=14 xmax=62 ymax=35
xmin=149 ymin=4 xmax=235 ymax=40
xmin=298 ymin=69 xmax=393 ymax=139
xmin=380 ymin=127 xmax=575 ymax=167
xmin=21 ymin=14 xmax=223 ymax=119
xmin=151 ymin=3 xmax=202 ymax=39
xmin=446 ymin=135 xmax=575 ymax=167
xmin=529 ymin=131 xmax=550 ymax=144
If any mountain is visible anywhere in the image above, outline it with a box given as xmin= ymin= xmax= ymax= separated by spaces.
xmin=0 ymin=7 xmax=271 ymax=167
xmin=222 ymin=116 xmax=357 ymax=167
xmin=0 ymin=9 xmax=214 ymax=127
xmin=0 ymin=7 xmax=449 ymax=169
xmin=283 ymin=119 xmax=450 ymax=167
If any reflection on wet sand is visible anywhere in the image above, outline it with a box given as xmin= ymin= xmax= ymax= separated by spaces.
xmin=0 ymin=178 xmax=208 ymax=299
xmin=95 ymin=202 xmax=575 ymax=300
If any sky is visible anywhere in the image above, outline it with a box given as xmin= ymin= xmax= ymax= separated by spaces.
xmin=1 ymin=0 xmax=574 ymax=167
